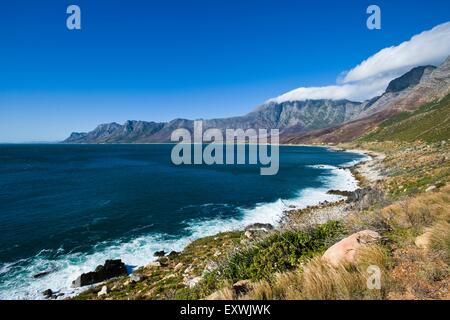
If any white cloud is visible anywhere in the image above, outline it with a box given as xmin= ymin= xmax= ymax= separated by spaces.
xmin=271 ymin=22 xmax=450 ymax=103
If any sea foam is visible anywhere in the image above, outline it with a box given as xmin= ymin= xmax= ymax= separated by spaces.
xmin=0 ymin=157 xmax=365 ymax=300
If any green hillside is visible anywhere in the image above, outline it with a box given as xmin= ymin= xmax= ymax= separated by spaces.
xmin=361 ymin=93 xmax=450 ymax=142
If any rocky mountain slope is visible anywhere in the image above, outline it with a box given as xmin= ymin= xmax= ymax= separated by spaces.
xmin=64 ymin=57 xmax=450 ymax=144
xmin=64 ymin=100 xmax=364 ymax=143
xmin=361 ymin=93 xmax=450 ymax=143
xmin=282 ymin=57 xmax=450 ymax=144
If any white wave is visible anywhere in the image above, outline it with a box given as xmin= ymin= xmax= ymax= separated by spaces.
xmin=0 ymin=234 xmax=192 ymax=300
xmin=340 ymin=150 xmax=372 ymax=167
xmin=0 ymin=161 xmax=364 ymax=300
xmin=306 ymin=164 xmax=339 ymax=170
xmin=0 ymin=263 xmax=13 ymax=276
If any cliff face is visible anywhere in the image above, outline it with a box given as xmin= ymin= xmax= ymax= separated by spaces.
xmin=64 ymin=100 xmax=364 ymax=143
xmin=281 ymin=58 xmax=450 ymax=144
xmin=64 ymin=58 xmax=450 ymax=144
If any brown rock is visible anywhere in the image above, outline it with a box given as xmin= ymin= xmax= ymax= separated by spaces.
xmin=174 ymin=262 xmax=184 ymax=271
xmin=322 ymin=230 xmax=381 ymax=267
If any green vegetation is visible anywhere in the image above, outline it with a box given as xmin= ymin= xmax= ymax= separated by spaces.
xmin=212 ymin=181 xmax=450 ymax=301
xmin=361 ymin=94 xmax=450 ymax=142
xmin=73 ymin=231 xmax=244 ymax=300
xmin=221 ymin=221 xmax=344 ymax=282
xmin=175 ymin=221 xmax=344 ymax=299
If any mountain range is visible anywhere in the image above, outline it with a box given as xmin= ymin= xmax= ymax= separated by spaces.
xmin=64 ymin=56 xmax=450 ymax=144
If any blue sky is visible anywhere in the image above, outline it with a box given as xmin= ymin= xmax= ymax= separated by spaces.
xmin=0 ymin=0 xmax=449 ymax=142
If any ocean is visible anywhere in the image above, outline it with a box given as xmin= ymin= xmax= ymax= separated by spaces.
xmin=0 ymin=144 xmax=367 ymax=299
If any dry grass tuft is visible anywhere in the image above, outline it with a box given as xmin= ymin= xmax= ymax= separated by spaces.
xmin=237 ymin=245 xmax=392 ymax=300
xmin=299 ymin=257 xmax=365 ymax=300
xmin=379 ymin=186 xmax=450 ymax=232
xmin=206 ymin=287 xmax=236 ymax=300
xmin=427 ymin=220 xmax=450 ymax=264
xmin=239 ymin=280 xmax=274 ymax=300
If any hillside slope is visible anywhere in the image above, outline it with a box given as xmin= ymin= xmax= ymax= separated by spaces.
xmin=361 ymin=94 xmax=450 ymax=142
xmin=281 ymin=57 xmax=450 ymax=144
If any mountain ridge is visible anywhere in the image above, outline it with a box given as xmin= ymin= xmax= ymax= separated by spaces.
xmin=64 ymin=58 xmax=450 ymax=144
xmin=281 ymin=57 xmax=450 ymax=144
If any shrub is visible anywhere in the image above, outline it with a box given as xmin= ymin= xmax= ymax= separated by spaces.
xmin=221 ymin=221 xmax=344 ymax=282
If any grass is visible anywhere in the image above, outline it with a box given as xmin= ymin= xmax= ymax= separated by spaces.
xmin=361 ymin=94 xmax=450 ymax=143
xmin=221 ymin=221 xmax=344 ymax=282
xmin=428 ymin=221 xmax=450 ymax=264
xmin=73 ymin=131 xmax=450 ymax=300
xmin=201 ymin=97 xmax=450 ymax=300
xmin=175 ymin=221 xmax=345 ymax=299
xmin=207 ymin=180 xmax=450 ymax=300
xmin=209 ymin=245 xmax=392 ymax=300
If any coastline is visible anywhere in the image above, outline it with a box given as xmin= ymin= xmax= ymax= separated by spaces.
xmin=66 ymin=145 xmax=385 ymax=300
xmin=0 ymin=144 xmax=384 ymax=300
xmin=281 ymin=146 xmax=385 ymax=231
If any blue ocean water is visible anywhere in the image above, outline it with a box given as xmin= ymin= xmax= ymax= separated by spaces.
xmin=0 ymin=144 xmax=366 ymax=299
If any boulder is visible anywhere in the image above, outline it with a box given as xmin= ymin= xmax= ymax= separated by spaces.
xmin=72 ymin=259 xmax=128 ymax=287
xmin=168 ymin=251 xmax=180 ymax=258
xmin=346 ymin=188 xmax=385 ymax=209
xmin=130 ymin=273 xmax=147 ymax=283
xmin=154 ymin=250 xmax=166 ymax=257
xmin=185 ymin=276 xmax=202 ymax=288
xmin=425 ymin=185 xmax=436 ymax=193
xmin=327 ymin=189 xmax=352 ymax=197
xmin=148 ymin=261 xmax=161 ymax=268
xmin=322 ymin=230 xmax=381 ymax=267
xmin=42 ymin=289 xmax=53 ymax=299
xmin=33 ymin=270 xmax=53 ymax=279
xmin=244 ymin=230 xmax=253 ymax=239
xmin=183 ymin=265 xmax=194 ymax=275
xmin=245 ymin=223 xmax=274 ymax=231
xmin=97 ymin=285 xmax=109 ymax=297
xmin=204 ymin=261 xmax=218 ymax=273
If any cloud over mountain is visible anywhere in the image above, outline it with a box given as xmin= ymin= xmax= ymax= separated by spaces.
xmin=272 ymin=22 xmax=450 ymax=103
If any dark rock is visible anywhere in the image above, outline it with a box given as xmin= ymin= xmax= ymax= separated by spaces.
xmin=157 ymin=257 xmax=169 ymax=267
xmin=327 ymin=189 xmax=353 ymax=197
xmin=42 ymin=289 xmax=53 ymax=299
xmin=385 ymin=66 xmax=436 ymax=93
xmin=72 ymin=259 xmax=128 ymax=287
xmin=245 ymin=223 xmax=274 ymax=231
xmin=33 ymin=270 xmax=53 ymax=279
xmin=346 ymin=187 xmax=386 ymax=209
xmin=154 ymin=250 xmax=166 ymax=257
xmin=168 ymin=251 xmax=180 ymax=258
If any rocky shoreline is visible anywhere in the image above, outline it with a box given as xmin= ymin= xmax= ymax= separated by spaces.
xmin=281 ymin=148 xmax=386 ymax=231
xmin=55 ymin=147 xmax=386 ymax=300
